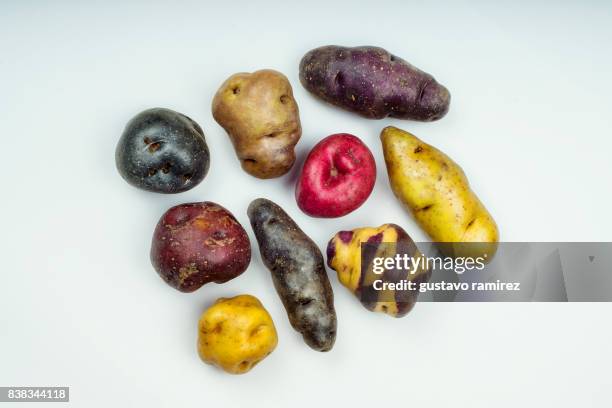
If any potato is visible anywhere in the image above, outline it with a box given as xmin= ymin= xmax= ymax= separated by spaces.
xmin=327 ymin=224 xmax=430 ymax=317
xmin=197 ymin=294 xmax=277 ymax=374
xmin=299 ymin=45 xmax=450 ymax=121
xmin=150 ymin=202 xmax=251 ymax=292
xmin=212 ymin=69 xmax=301 ymax=178
xmin=381 ymin=126 xmax=499 ymax=259
xmin=247 ymin=198 xmax=337 ymax=351
xmin=295 ymin=133 xmax=376 ymax=218
xmin=115 ymin=108 xmax=210 ymax=193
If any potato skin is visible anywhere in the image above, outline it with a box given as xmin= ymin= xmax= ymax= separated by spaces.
xmin=212 ymin=69 xmax=301 ymax=178
xmin=299 ymin=45 xmax=450 ymax=121
xmin=150 ymin=202 xmax=251 ymax=292
xmin=198 ymin=294 xmax=277 ymax=375
xmin=247 ymin=198 xmax=337 ymax=351
xmin=381 ymin=126 xmax=499 ymax=259
xmin=327 ymin=224 xmax=430 ymax=317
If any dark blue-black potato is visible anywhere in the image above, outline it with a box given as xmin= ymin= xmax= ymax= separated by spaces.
xmin=115 ymin=108 xmax=210 ymax=193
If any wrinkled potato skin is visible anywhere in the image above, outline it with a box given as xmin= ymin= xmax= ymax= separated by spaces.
xmin=247 ymin=198 xmax=337 ymax=352
xmin=300 ymin=45 xmax=450 ymax=121
xmin=327 ymin=224 xmax=430 ymax=317
xmin=198 ymin=295 xmax=277 ymax=375
xmin=381 ymin=126 xmax=498 ymax=259
xmin=150 ymin=202 xmax=251 ymax=292
xmin=212 ymin=70 xmax=301 ymax=178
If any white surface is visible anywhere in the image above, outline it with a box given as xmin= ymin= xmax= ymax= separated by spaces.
xmin=1 ymin=1 xmax=612 ymax=407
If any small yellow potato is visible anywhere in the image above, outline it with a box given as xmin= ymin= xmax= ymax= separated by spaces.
xmin=197 ymin=294 xmax=277 ymax=374
xmin=212 ymin=69 xmax=301 ymax=179
xmin=381 ymin=126 xmax=499 ymax=260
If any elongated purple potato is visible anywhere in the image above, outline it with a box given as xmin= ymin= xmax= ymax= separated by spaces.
xmin=248 ymin=198 xmax=337 ymax=352
xmin=299 ymin=45 xmax=450 ymax=121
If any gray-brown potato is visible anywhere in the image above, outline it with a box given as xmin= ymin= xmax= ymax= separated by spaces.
xmin=247 ymin=198 xmax=337 ymax=352
xmin=212 ymin=69 xmax=301 ymax=178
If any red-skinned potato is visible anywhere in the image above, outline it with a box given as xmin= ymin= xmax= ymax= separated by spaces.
xmin=150 ymin=202 xmax=251 ymax=292
xmin=296 ymin=133 xmax=376 ymax=218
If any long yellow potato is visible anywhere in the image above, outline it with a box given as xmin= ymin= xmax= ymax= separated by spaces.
xmin=381 ymin=126 xmax=498 ymax=259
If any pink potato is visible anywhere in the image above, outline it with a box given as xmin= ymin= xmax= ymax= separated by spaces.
xmin=295 ymin=133 xmax=376 ymax=218
xmin=150 ymin=202 xmax=251 ymax=292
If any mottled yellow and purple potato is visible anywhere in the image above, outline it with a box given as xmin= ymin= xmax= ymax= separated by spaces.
xmin=300 ymin=45 xmax=450 ymax=121
xmin=150 ymin=202 xmax=251 ymax=292
xmin=327 ymin=224 xmax=430 ymax=317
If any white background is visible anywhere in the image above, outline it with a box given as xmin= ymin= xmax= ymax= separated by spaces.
xmin=1 ymin=1 xmax=611 ymax=407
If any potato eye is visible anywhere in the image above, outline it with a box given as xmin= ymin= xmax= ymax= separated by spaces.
xmin=143 ymin=137 xmax=162 ymax=153
xmin=280 ymin=95 xmax=289 ymax=104
xmin=334 ymin=71 xmax=344 ymax=86
xmin=212 ymin=230 xmax=227 ymax=240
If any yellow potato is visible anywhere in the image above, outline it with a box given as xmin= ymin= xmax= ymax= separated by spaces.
xmin=381 ymin=126 xmax=498 ymax=259
xmin=197 ymin=294 xmax=277 ymax=374
xmin=212 ymin=69 xmax=301 ymax=179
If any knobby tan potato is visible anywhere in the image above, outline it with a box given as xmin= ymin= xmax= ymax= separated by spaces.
xmin=381 ymin=126 xmax=499 ymax=260
xmin=212 ymin=69 xmax=301 ymax=178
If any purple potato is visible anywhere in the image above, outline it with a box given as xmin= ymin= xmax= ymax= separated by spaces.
xmin=247 ymin=198 xmax=337 ymax=352
xmin=299 ymin=45 xmax=450 ymax=121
